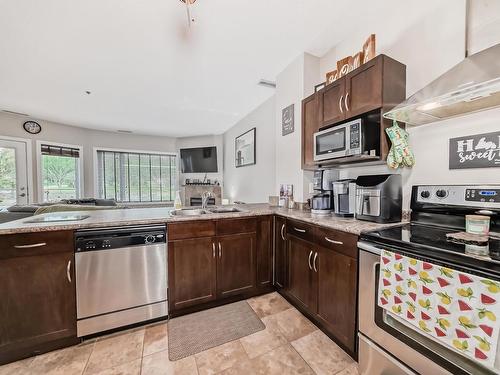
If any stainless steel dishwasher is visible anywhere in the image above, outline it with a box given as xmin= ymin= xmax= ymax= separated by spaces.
xmin=75 ymin=225 xmax=167 ymax=337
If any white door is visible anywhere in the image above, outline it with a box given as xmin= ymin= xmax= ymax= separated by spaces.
xmin=0 ymin=139 xmax=29 ymax=209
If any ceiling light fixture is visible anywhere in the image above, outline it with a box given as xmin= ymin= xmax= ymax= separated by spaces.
xmin=180 ymin=0 xmax=196 ymax=27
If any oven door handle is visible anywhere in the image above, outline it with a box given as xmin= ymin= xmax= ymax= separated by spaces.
xmin=358 ymin=241 xmax=383 ymax=256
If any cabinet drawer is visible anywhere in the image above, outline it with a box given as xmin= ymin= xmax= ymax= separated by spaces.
xmin=216 ymin=217 xmax=257 ymax=236
xmin=0 ymin=230 xmax=73 ymax=259
xmin=168 ymin=221 xmax=216 ymax=240
xmin=286 ymin=219 xmax=315 ymax=242
xmin=314 ymin=226 xmax=358 ymax=259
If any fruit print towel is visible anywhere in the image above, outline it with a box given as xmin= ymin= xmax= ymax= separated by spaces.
xmin=378 ymin=250 xmax=500 ymax=368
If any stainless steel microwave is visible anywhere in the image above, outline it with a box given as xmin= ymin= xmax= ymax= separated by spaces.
xmin=313 ymin=118 xmax=364 ymax=162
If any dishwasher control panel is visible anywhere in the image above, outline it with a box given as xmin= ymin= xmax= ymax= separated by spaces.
xmin=75 ymin=225 xmax=166 ymax=252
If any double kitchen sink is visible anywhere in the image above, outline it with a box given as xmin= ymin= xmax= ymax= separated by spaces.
xmin=170 ymin=207 xmax=243 ymax=216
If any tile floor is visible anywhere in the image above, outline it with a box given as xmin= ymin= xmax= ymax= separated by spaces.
xmin=0 ymin=292 xmax=358 ymax=375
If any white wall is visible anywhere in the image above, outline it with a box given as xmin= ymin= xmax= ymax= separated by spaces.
xmin=274 ymin=53 xmax=320 ymax=203
xmin=268 ymin=0 xmax=500 ymax=209
xmin=176 ymin=135 xmax=224 ymax=188
xmin=0 ymin=112 xmax=177 ymax=202
xmin=319 ymin=0 xmax=466 ymax=97
xmin=318 ymin=0 xmax=500 ymax=209
xmin=468 ymin=0 xmax=500 ymax=54
xmin=223 ymin=96 xmax=275 ymax=203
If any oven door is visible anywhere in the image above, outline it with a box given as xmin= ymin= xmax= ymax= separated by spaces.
xmin=358 ymin=241 xmax=499 ymax=375
xmin=314 ymin=125 xmax=349 ymax=161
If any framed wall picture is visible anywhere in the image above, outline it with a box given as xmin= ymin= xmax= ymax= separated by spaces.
xmin=282 ymin=104 xmax=294 ymax=136
xmin=235 ymin=127 xmax=256 ymax=167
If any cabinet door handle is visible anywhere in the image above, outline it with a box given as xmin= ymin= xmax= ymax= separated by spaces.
xmin=66 ymin=260 xmax=72 ymax=283
xmin=313 ymin=252 xmax=318 ymax=273
xmin=308 ymin=250 xmax=313 ymax=270
xmin=339 ymin=95 xmax=344 ymax=113
xmin=294 ymin=227 xmax=306 ymax=233
xmin=344 ymin=92 xmax=350 ymax=112
xmin=212 ymin=242 xmax=216 ymax=258
xmin=325 ymin=237 xmax=343 ymax=245
xmin=14 ymin=242 xmax=47 ymax=249
xmin=218 ymin=242 xmax=222 ymax=258
xmin=280 ymin=224 xmax=286 ymax=241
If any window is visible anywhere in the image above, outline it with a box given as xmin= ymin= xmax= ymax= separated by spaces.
xmin=39 ymin=143 xmax=83 ymax=202
xmin=96 ymin=150 xmax=176 ymax=202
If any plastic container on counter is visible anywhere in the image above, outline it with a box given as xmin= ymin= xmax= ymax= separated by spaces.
xmin=465 ymin=214 xmax=490 ymax=235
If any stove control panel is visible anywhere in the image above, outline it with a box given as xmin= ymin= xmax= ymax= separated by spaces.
xmin=415 ymin=185 xmax=500 ymax=208
xmin=465 ymin=189 xmax=500 ymax=203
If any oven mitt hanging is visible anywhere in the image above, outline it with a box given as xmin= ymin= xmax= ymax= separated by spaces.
xmin=386 ymin=120 xmax=415 ymax=169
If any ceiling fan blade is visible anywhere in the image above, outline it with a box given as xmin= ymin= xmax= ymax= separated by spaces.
xmin=185 ymin=0 xmax=192 ymax=27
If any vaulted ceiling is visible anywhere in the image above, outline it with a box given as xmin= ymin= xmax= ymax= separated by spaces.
xmin=0 ymin=0 xmax=394 ymax=136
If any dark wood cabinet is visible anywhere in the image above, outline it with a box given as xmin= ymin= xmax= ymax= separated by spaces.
xmin=279 ymin=220 xmax=359 ymax=357
xmin=0 ymin=231 xmax=77 ymax=365
xmin=302 ymin=93 xmax=320 ymax=170
xmin=319 ymin=79 xmax=346 ymax=126
xmin=168 ymin=217 xmax=262 ymax=315
xmin=274 ymin=216 xmax=287 ymax=289
xmin=287 ymin=235 xmax=317 ymax=312
xmin=344 ymin=57 xmax=383 ymax=118
xmin=168 ymin=237 xmax=217 ymax=310
xmin=316 ymin=248 xmax=357 ymax=353
xmin=256 ymin=216 xmax=273 ymax=290
xmin=217 ymin=233 xmax=256 ymax=297
xmin=301 ymin=54 xmax=406 ymax=170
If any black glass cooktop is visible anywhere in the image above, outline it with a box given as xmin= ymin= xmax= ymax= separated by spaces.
xmin=361 ymin=223 xmax=500 ymax=279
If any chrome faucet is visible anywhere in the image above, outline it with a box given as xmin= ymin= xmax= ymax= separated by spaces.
xmin=201 ymin=191 xmax=213 ymax=209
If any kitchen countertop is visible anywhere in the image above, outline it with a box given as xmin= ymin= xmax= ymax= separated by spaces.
xmin=0 ymin=203 xmax=406 ymax=235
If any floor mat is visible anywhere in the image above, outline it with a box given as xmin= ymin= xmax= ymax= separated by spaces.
xmin=168 ymin=301 xmax=265 ymax=360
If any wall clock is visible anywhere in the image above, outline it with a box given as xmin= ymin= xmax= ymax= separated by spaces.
xmin=23 ymin=121 xmax=41 ymax=134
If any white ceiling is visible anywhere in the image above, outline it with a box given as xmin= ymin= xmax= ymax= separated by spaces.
xmin=0 ymin=0 xmax=373 ymax=137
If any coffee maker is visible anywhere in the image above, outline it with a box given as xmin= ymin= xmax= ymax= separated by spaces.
xmin=332 ymin=179 xmax=356 ymax=217
xmin=311 ymin=170 xmax=338 ymax=214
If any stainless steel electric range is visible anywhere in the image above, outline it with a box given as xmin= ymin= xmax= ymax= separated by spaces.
xmin=358 ymin=184 xmax=500 ymax=375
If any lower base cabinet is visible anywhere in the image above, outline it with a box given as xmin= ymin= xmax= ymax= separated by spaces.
xmin=256 ymin=216 xmax=273 ymax=290
xmin=168 ymin=218 xmax=259 ymax=315
xmin=0 ymin=231 xmax=77 ymax=365
xmin=288 ymin=236 xmax=317 ymax=312
xmin=316 ymin=248 xmax=357 ymax=352
xmin=284 ymin=221 xmax=358 ymax=356
xmin=168 ymin=237 xmax=217 ymax=310
xmin=217 ymin=233 xmax=256 ymax=297
xmin=274 ymin=216 xmax=287 ymax=289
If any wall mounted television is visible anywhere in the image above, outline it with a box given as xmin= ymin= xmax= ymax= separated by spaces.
xmin=180 ymin=146 xmax=218 ymax=173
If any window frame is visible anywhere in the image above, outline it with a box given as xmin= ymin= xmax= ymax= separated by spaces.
xmin=36 ymin=140 xmax=84 ymax=203
xmin=93 ymin=147 xmax=178 ymax=204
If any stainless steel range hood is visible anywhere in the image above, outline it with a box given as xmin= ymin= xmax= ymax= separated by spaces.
xmin=384 ymin=42 xmax=500 ymax=125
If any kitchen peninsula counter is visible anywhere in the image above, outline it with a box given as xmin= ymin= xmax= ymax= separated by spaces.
xmin=0 ymin=203 xmax=405 ymax=235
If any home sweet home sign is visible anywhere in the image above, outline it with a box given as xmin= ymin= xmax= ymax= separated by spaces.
xmin=449 ymin=131 xmax=500 ymax=169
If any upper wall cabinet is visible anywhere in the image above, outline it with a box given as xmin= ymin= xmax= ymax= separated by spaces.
xmin=318 ymin=78 xmax=346 ymax=126
xmin=301 ymin=93 xmax=320 ymax=169
xmin=302 ymin=55 xmax=406 ymax=169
